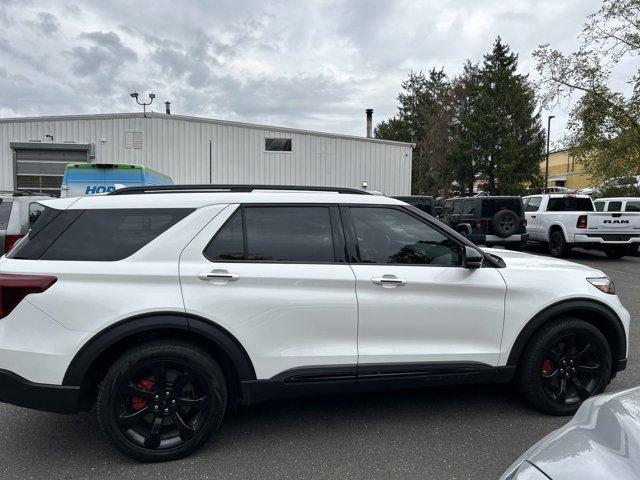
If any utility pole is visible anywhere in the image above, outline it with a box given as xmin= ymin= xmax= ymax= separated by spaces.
xmin=544 ymin=115 xmax=555 ymax=192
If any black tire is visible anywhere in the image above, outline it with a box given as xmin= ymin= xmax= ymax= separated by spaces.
xmin=548 ymin=229 xmax=568 ymax=257
xmin=517 ymin=318 xmax=611 ymax=415
xmin=491 ymin=210 xmax=519 ymax=238
xmin=96 ymin=341 xmax=227 ymax=462
xmin=604 ymin=246 xmax=626 ymax=259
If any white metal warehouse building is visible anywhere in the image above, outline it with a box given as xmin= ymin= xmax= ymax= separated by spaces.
xmin=0 ymin=113 xmax=412 ymax=196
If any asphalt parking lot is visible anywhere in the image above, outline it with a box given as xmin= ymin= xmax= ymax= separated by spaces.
xmin=0 ymin=248 xmax=638 ymax=480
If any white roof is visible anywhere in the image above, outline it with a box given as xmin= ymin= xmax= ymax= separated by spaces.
xmin=594 ymin=197 xmax=640 ymax=202
xmin=41 ymin=190 xmax=407 ymax=210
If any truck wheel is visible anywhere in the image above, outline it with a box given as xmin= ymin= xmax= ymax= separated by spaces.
xmin=604 ymin=246 xmax=626 ymax=259
xmin=548 ymin=230 xmax=569 ymax=257
xmin=96 ymin=341 xmax=227 ymax=462
xmin=517 ymin=318 xmax=611 ymax=415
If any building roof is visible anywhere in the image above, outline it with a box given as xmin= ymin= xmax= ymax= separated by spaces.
xmin=0 ymin=112 xmax=414 ymax=147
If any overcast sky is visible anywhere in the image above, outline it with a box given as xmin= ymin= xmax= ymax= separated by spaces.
xmin=0 ymin=0 xmax=624 ymax=143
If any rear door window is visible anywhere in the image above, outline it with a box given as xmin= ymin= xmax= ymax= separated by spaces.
xmin=606 ymin=201 xmax=622 ymax=212
xmin=204 ymin=206 xmax=340 ymax=263
xmin=0 ymin=200 xmax=12 ymax=230
xmin=525 ymin=197 xmax=542 ymax=212
xmin=546 ymin=197 xmax=594 ymax=212
xmin=10 ymin=208 xmax=193 ymax=261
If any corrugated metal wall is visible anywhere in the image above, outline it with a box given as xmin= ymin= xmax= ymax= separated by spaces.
xmin=0 ymin=114 xmax=412 ymax=195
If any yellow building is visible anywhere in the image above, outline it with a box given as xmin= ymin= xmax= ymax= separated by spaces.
xmin=540 ymin=149 xmax=594 ymax=191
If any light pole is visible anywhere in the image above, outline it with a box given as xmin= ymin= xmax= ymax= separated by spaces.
xmin=130 ymin=92 xmax=155 ymax=117
xmin=544 ymin=115 xmax=555 ymax=192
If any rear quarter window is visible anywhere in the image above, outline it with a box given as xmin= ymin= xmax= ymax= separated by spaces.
xmin=9 ymin=208 xmax=193 ymax=261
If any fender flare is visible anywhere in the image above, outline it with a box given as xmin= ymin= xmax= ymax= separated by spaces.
xmin=506 ymin=299 xmax=627 ymax=369
xmin=547 ymin=222 xmax=569 ymax=242
xmin=62 ymin=313 xmax=256 ymax=387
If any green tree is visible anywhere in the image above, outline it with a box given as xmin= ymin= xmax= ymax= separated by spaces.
xmin=461 ymin=38 xmax=545 ymax=195
xmin=534 ymin=0 xmax=640 ymax=182
xmin=375 ymin=69 xmax=454 ymax=195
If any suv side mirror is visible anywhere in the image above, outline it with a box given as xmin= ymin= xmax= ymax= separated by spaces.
xmin=463 ymin=246 xmax=483 ymax=269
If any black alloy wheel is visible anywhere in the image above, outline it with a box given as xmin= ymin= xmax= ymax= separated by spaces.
xmin=491 ymin=210 xmax=519 ymax=238
xmin=116 ymin=361 xmax=211 ymax=450
xmin=518 ymin=318 xmax=611 ymax=415
xmin=539 ymin=331 xmax=608 ymax=406
xmin=97 ymin=341 xmax=227 ymax=462
xmin=548 ymin=230 xmax=567 ymax=257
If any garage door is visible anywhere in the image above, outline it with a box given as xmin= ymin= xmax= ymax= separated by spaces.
xmin=12 ymin=145 xmax=89 ymax=197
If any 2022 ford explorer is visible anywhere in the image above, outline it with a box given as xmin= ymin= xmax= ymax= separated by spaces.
xmin=0 ymin=185 xmax=630 ymax=462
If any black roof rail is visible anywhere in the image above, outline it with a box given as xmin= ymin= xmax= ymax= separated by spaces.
xmin=109 ymin=184 xmax=371 ymax=196
xmin=0 ymin=190 xmax=54 ymax=197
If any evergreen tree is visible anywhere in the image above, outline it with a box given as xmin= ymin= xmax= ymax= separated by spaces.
xmin=468 ymin=38 xmax=545 ymax=194
xmin=375 ymin=69 xmax=454 ymax=195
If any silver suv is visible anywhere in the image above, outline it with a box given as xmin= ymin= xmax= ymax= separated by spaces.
xmin=0 ymin=191 xmax=50 ymax=254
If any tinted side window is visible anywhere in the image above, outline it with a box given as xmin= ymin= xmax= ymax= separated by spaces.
xmin=204 ymin=209 xmax=244 ymax=260
xmin=206 ymin=206 xmax=337 ymax=262
xmin=453 ymin=200 xmax=463 ymax=214
xmin=12 ymin=208 xmax=193 ymax=261
xmin=443 ymin=201 xmax=453 ymax=214
xmin=245 ymin=207 xmax=334 ymax=262
xmin=626 ymin=201 xmax=640 ymax=212
xmin=350 ymin=207 xmax=462 ymax=266
xmin=525 ymin=197 xmax=542 ymax=212
xmin=463 ymin=199 xmax=475 ymax=215
xmin=594 ymin=201 xmax=605 ymax=211
xmin=607 ymin=201 xmax=622 ymax=212
xmin=0 ymin=200 xmax=12 ymax=230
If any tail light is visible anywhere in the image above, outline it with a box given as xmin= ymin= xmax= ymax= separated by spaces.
xmin=0 ymin=273 xmax=57 ymax=319
xmin=577 ymin=215 xmax=588 ymax=229
xmin=3 ymin=234 xmax=23 ymax=254
xmin=474 ymin=219 xmax=482 ymax=229
xmin=520 ymin=218 xmax=527 ymax=226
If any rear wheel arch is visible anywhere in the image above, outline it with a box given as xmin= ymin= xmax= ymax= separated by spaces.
xmin=548 ymin=224 xmax=566 ymax=241
xmin=507 ymin=299 xmax=626 ymax=373
xmin=63 ymin=313 xmax=256 ymax=410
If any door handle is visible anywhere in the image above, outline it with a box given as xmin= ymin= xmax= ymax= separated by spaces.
xmin=371 ymin=276 xmax=406 ymax=287
xmin=198 ymin=271 xmax=240 ymax=281
xmin=531 ymin=215 xmax=536 ymax=218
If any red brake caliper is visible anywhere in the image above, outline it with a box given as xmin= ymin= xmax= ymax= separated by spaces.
xmin=131 ymin=378 xmax=155 ymax=410
xmin=541 ymin=359 xmax=554 ymax=376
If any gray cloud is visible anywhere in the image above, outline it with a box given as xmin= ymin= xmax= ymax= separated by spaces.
xmin=0 ymin=0 xmax=610 ymax=140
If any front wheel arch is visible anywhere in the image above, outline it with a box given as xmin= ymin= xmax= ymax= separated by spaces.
xmin=506 ymin=300 xmax=626 ymax=375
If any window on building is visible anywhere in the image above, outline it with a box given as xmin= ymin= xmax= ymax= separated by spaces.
xmin=265 ymin=138 xmax=292 ymax=152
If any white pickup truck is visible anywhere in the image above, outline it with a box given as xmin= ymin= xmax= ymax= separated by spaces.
xmin=523 ymin=194 xmax=640 ymax=258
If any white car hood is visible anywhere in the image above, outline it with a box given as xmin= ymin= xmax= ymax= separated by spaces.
xmin=483 ymin=248 xmax=604 ymax=276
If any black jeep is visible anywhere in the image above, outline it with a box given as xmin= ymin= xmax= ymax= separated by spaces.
xmin=392 ymin=195 xmax=435 ymax=216
xmin=439 ymin=196 xmax=528 ymax=248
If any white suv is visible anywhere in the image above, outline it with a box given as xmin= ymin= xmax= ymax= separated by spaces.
xmin=0 ymin=185 xmax=630 ymax=462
